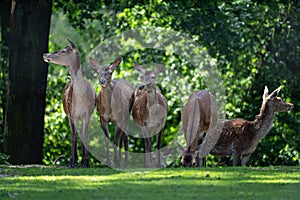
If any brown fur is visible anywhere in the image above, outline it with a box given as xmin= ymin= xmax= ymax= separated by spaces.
xmin=210 ymin=86 xmax=293 ymax=166
xmin=179 ymin=90 xmax=218 ymax=167
xmin=62 ymin=81 xmax=73 ymax=117
xmin=131 ymin=62 xmax=168 ymax=167
xmin=90 ymin=57 xmax=134 ymax=167
xmin=43 ymin=40 xmax=96 ymax=168
xmin=132 ymin=89 xmax=167 ymax=126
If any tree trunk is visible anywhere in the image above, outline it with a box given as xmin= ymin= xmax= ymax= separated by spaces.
xmin=0 ymin=0 xmax=11 ymax=151
xmin=3 ymin=0 xmax=52 ymax=164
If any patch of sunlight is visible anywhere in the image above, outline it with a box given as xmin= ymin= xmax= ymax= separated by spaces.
xmin=243 ymin=179 xmax=300 ymax=184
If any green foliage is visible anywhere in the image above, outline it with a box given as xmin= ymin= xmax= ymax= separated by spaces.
xmin=0 ymin=153 xmax=10 ymax=165
xmin=38 ymin=0 xmax=300 ymax=166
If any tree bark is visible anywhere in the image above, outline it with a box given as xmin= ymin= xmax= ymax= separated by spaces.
xmin=0 ymin=0 xmax=11 ymax=150
xmin=4 ymin=0 xmax=52 ymax=164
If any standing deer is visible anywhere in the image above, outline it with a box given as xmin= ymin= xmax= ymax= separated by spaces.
xmin=89 ymin=57 xmax=134 ymax=167
xmin=210 ymin=86 xmax=293 ymax=166
xmin=132 ymin=62 xmax=168 ymax=167
xmin=176 ymin=90 xmax=219 ymax=167
xmin=43 ymin=39 xmax=95 ymax=167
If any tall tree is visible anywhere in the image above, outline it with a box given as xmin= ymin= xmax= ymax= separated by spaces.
xmin=3 ymin=0 xmax=52 ymax=164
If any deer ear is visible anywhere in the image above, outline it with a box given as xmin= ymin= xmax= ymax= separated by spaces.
xmin=89 ymin=57 xmax=99 ymax=69
xmin=89 ymin=57 xmax=104 ymax=74
xmin=156 ymin=64 xmax=164 ymax=74
xmin=270 ymin=86 xmax=281 ymax=98
xmin=67 ymin=39 xmax=77 ymax=50
xmin=133 ymin=61 xmax=145 ymax=73
xmin=175 ymin=141 xmax=185 ymax=153
xmin=110 ymin=57 xmax=122 ymax=71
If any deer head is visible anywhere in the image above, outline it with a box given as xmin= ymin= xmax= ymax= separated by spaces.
xmin=134 ymin=61 xmax=163 ymax=91
xmin=89 ymin=57 xmax=122 ymax=87
xmin=43 ymin=39 xmax=79 ymax=67
xmin=176 ymin=141 xmax=200 ymax=167
xmin=263 ymin=86 xmax=294 ymax=112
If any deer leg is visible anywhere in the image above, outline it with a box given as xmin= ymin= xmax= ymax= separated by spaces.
xmin=241 ymin=153 xmax=252 ymax=166
xmin=69 ymin=118 xmax=78 ymax=168
xmin=80 ymin=118 xmax=90 ymax=168
xmin=142 ymin=127 xmax=152 ymax=167
xmin=156 ymin=128 xmax=163 ymax=167
xmin=118 ymin=132 xmax=123 ymax=167
xmin=197 ymin=157 xmax=206 ymax=167
xmin=202 ymin=157 xmax=206 ymax=167
xmin=195 ymin=152 xmax=201 ymax=167
xmin=100 ymin=118 xmax=111 ymax=166
xmin=123 ymin=130 xmax=129 ymax=167
xmin=233 ymin=152 xmax=242 ymax=166
xmin=113 ymin=127 xmax=122 ymax=168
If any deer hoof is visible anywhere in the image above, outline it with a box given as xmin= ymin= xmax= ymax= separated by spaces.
xmin=68 ymin=163 xmax=75 ymax=168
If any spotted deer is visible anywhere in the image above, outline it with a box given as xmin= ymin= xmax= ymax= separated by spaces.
xmin=176 ymin=90 xmax=219 ymax=167
xmin=89 ymin=57 xmax=134 ymax=167
xmin=43 ymin=39 xmax=96 ymax=167
xmin=210 ymin=86 xmax=293 ymax=166
xmin=132 ymin=62 xmax=168 ymax=167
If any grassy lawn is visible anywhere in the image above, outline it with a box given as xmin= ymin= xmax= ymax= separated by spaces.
xmin=0 ymin=165 xmax=300 ymax=200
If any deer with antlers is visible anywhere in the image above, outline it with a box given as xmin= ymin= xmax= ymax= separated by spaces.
xmin=43 ymin=39 xmax=95 ymax=167
xmin=176 ymin=90 xmax=219 ymax=167
xmin=132 ymin=62 xmax=168 ymax=167
xmin=89 ymin=57 xmax=134 ymax=167
xmin=210 ymin=86 xmax=293 ymax=166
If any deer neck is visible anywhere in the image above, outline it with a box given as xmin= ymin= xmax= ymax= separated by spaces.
xmin=67 ymin=55 xmax=86 ymax=92
xmin=100 ymin=83 xmax=113 ymax=105
xmin=146 ymin=87 xmax=157 ymax=107
xmin=254 ymin=102 xmax=274 ymax=139
xmin=67 ymin=54 xmax=81 ymax=80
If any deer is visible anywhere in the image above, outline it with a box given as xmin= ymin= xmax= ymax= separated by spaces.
xmin=210 ymin=86 xmax=294 ymax=166
xmin=176 ymin=90 xmax=219 ymax=167
xmin=131 ymin=61 xmax=168 ymax=167
xmin=43 ymin=39 xmax=96 ymax=167
xmin=89 ymin=57 xmax=134 ymax=167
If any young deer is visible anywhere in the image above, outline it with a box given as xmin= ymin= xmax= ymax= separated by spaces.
xmin=89 ymin=57 xmax=134 ymax=167
xmin=210 ymin=86 xmax=293 ymax=166
xmin=132 ymin=62 xmax=168 ymax=167
xmin=43 ymin=39 xmax=96 ymax=167
xmin=177 ymin=90 xmax=219 ymax=167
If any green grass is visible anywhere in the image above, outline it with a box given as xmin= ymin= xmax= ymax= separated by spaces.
xmin=1 ymin=166 xmax=300 ymax=200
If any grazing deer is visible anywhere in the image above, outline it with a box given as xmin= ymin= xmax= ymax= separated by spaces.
xmin=132 ymin=62 xmax=168 ymax=167
xmin=210 ymin=86 xmax=293 ymax=166
xmin=43 ymin=39 xmax=96 ymax=167
xmin=176 ymin=90 xmax=219 ymax=167
xmin=89 ymin=57 xmax=134 ymax=167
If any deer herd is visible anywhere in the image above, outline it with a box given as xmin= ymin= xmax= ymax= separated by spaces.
xmin=43 ymin=39 xmax=294 ymax=168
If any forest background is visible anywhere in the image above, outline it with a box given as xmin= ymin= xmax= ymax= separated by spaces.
xmin=0 ymin=0 xmax=299 ymax=167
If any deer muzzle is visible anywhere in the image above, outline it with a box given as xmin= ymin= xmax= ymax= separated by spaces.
xmin=138 ymin=84 xmax=146 ymax=90
xmin=100 ymin=77 xmax=107 ymax=85
xmin=43 ymin=53 xmax=51 ymax=63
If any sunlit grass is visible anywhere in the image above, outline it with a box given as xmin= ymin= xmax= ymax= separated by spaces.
xmin=1 ymin=166 xmax=300 ymax=200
